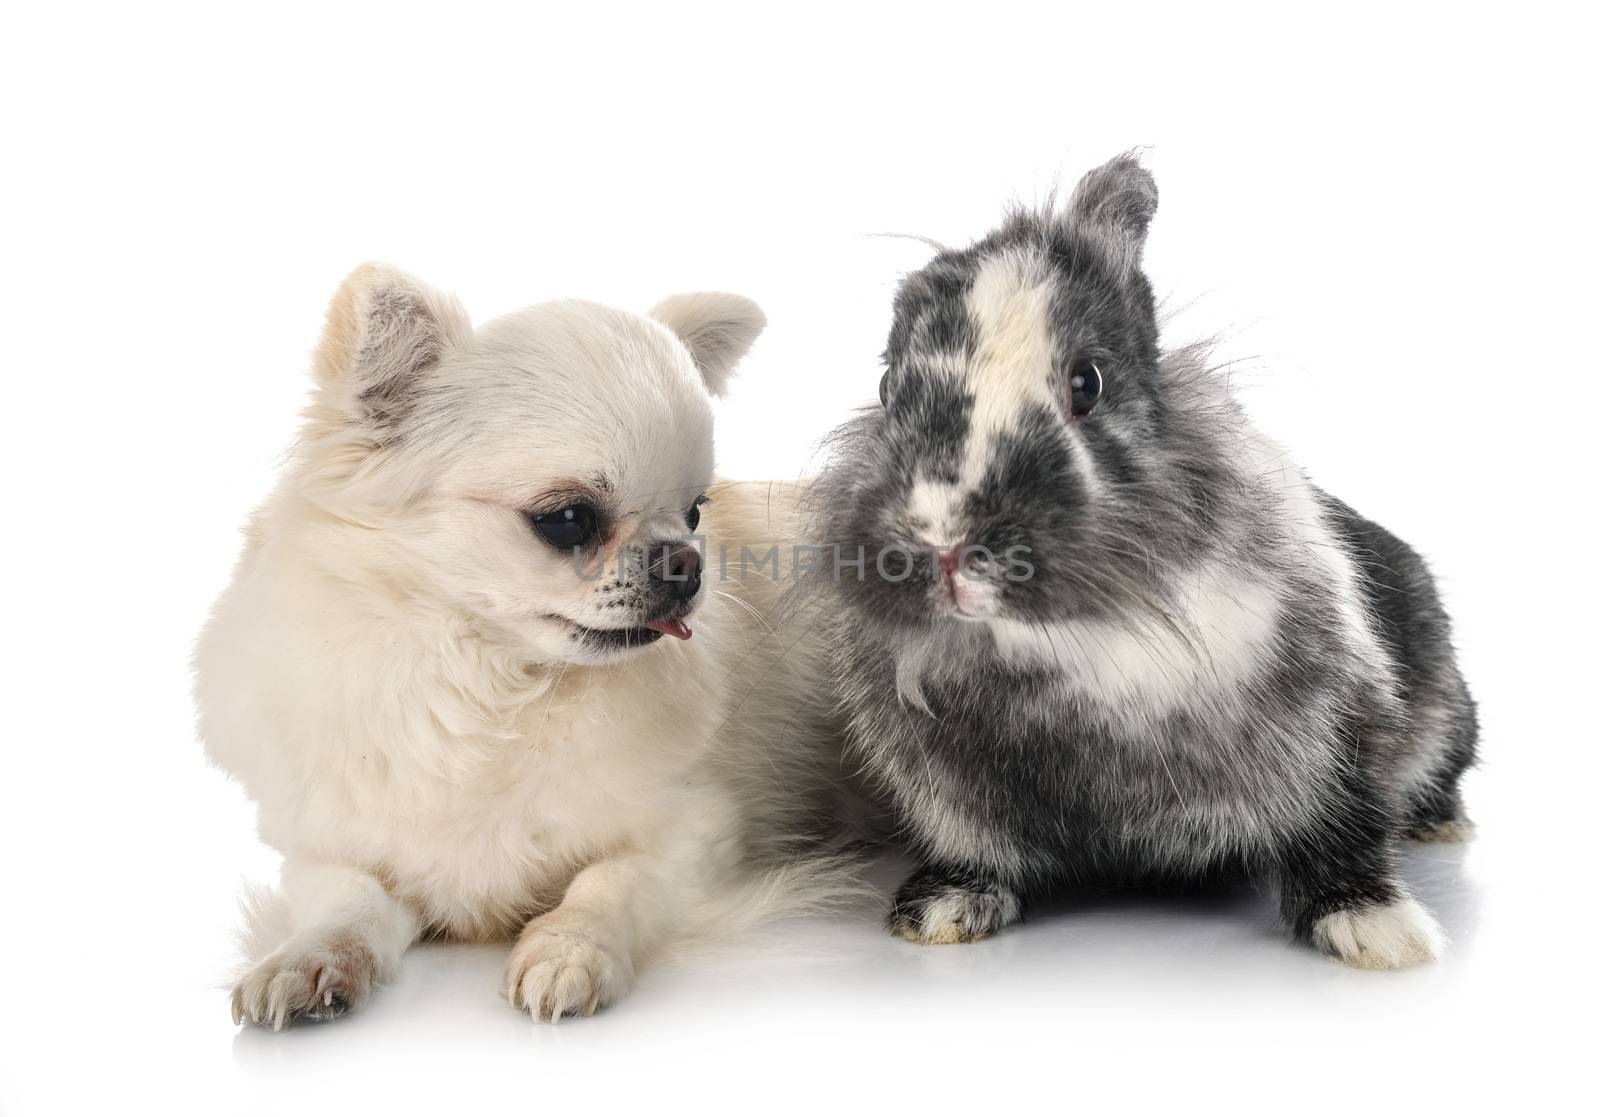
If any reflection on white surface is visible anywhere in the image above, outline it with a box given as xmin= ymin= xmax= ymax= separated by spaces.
xmin=230 ymin=840 xmax=1486 ymax=1067
xmin=207 ymin=838 xmax=1518 ymax=1110
xmin=9 ymin=769 xmax=1586 ymax=1117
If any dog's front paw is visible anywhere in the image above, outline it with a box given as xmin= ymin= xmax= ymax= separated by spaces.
xmin=889 ymin=869 xmax=1022 ymax=945
xmin=1311 ymin=896 xmax=1444 ymax=970
xmin=231 ymin=930 xmax=380 ymax=1029
xmin=506 ymin=918 xmax=632 ymax=1022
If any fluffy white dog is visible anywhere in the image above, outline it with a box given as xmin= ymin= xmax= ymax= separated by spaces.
xmin=195 ymin=265 xmax=843 ymax=1026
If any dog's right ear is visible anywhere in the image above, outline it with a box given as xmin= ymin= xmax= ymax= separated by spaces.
xmin=312 ymin=263 xmax=472 ymax=427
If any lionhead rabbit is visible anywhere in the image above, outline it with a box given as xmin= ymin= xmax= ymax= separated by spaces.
xmin=810 ymin=153 xmax=1477 ymax=969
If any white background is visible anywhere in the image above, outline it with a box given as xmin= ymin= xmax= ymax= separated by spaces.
xmin=2 ymin=3 xmax=1595 ymax=1113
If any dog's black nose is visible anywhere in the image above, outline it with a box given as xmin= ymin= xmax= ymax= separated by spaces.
xmin=652 ymin=542 xmax=702 ymax=600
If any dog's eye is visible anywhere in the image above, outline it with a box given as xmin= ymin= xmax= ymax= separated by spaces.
xmin=529 ymin=504 xmax=599 ymax=550
xmin=1068 ymin=356 xmax=1102 ymax=418
xmin=685 ymin=494 xmax=707 ymax=533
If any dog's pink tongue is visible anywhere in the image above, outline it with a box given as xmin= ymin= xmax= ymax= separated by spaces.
xmin=645 ymin=618 xmax=693 ymax=640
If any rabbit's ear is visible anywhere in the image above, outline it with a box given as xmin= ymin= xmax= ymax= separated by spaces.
xmin=649 ymin=292 xmax=766 ymax=397
xmin=313 ymin=263 xmax=472 ymax=428
xmin=1064 ymin=152 xmax=1159 ymax=278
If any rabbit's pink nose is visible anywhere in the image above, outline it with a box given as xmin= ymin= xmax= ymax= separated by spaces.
xmin=937 ymin=547 xmax=963 ymax=578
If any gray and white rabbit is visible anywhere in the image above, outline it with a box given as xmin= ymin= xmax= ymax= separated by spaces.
xmin=809 ymin=153 xmax=1477 ymax=968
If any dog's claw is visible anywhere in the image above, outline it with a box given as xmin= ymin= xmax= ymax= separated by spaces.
xmin=505 ymin=919 xmax=628 ymax=1025
xmin=230 ymin=931 xmax=379 ymax=1029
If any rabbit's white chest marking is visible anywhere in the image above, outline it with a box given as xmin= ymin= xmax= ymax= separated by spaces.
xmin=986 ymin=564 xmax=1281 ymax=715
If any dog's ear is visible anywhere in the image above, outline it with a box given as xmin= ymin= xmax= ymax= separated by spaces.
xmin=1063 ymin=152 xmax=1158 ymax=279
xmin=313 ymin=263 xmax=472 ymax=427
xmin=648 ymin=292 xmax=766 ymax=397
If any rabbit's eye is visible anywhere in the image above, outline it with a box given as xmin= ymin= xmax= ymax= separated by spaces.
xmin=1068 ymin=357 xmax=1102 ymax=418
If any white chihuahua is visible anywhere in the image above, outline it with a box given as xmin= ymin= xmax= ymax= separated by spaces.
xmin=196 ymin=265 xmax=843 ymax=1026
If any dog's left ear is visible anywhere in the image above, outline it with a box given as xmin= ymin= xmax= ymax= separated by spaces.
xmin=649 ymin=292 xmax=766 ymax=397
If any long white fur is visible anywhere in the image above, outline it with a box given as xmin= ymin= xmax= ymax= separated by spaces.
xmin=198 ymin=267 xmax=845 ymax=1027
